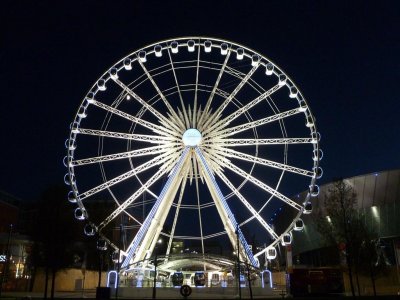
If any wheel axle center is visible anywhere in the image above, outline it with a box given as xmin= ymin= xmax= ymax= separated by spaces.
xmin=182 ymin=129 xmax=202 ymax=147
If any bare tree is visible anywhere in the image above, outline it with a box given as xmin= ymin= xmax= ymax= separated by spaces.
xmin=30 ymin=185 xmax=82 ymax=298
xmin=315 ymin=180 xmax=358 ymax=297
xmin=357 ymin=222 xmax=387 ymax=297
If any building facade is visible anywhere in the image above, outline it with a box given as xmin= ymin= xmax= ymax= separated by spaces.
xmin=291 ymin=169 xmax=400 ymax=260
xmin=274 ymin=169 xmax=400 ymax=295
xmin=0 ymin=191 xmax=33 ymax=292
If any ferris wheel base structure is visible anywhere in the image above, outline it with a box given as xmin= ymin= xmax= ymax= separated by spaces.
xmin=109 ymin=253 xmax=275 ymax=297
xmin=114 ymin=286 xmax=274 ymax=298
xmin=65 ymin=37 xmax=322 ymax=279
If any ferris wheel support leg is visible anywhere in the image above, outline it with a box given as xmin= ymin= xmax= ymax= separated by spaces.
xmin=164 ymin=170 xmax=189 ymax=263
xmin=194 ymin=147 xmax=259 ymax=267
xmin=121 ymin=147 xmax=190 ymax=269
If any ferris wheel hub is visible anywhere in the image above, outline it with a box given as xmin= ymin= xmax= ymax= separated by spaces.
xmin=182 ymin=128 xmax=202 ymax=146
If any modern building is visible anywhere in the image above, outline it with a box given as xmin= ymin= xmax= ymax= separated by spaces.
xmin=274 ymin=169 xmax=400 ymax=295
xmin=292 ymin=169 xmax=400 ymax=261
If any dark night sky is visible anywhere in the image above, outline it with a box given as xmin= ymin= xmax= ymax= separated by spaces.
xmin=1 ymin=0 xmax=399 ymax=202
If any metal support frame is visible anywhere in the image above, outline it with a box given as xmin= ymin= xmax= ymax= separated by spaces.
xmin=66 ymin=37 xmax=321 ymax=275
xmin=121 ymin=147 xmax=190 ymax=268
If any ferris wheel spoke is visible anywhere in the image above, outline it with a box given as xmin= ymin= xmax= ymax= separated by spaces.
xmin=199 ymin=149 xmax=224 ymax=175
xmin=214 ymin=137 xmax=315 ymax=146
xmin=98 ymin=150 xmax=184 ymax=232
xmin=216 ymin=170 xmax=279 ymax=240
xmin=78 ymin=150 xmax=178 ymax=201
xmin=210 ymin=108 xmax=301 ymax=139
xmin=198 ymin=50 xmax=232 ymax=130
xmin=112 ymin=78 xmax=182 ymax=133
xmin=91 ymin=100 xmax=176 ymax=137
xmin=223 ymin=160 xmax=303 ymax=211
xmin=137 ymin=59 xmax=186 ymax=131
xmin=122 ymin=211 xmax=143 ymax=227
xmin=201 ymin=145 xmax=226 ymax=170
xmin=72 ymin=145 xmax=174 ymax=167
xmin=202 ymin=145 xmax=231 ymax=171
xmin=192 ymin=41 xmax=201 ymax=127
xmin=99 ymin=168 xmax=167 ymax=232
xmin=204 ymin=83 xmax=282 ymax=134
xmin=129 ymin=198 xmax=156 ymax=209
xmin=216 ymin=147 xmax=314 ymax=177
xmin=203 ymin=64 xmax=259 ymax=130
xmin=194 ymin=147 xmax=258 ymax=267
xmin=77 ymin=128 xmax=176 ymax=144
xmin=167 ymin=49 xmax=190 ymax=128
xmin=203 ymin=232 xmax=227 ymax=239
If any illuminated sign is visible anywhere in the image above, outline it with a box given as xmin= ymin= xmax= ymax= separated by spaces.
xmin=0 ymin=255 xmax=6 ymax=262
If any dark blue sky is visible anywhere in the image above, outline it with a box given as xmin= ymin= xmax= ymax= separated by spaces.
xmin=1 ymin=0 xmax=399 ymax=201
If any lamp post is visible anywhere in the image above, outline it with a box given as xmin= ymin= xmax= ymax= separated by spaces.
xmin=152 ymin=238 xmax=163 ymax=299
xmin=235 ymin=224 xmax=241 ymax=300
xmin=0 ymin=224 xmax=13 ymax=298
xmin=115 ymin=223 xmax=123 ymax=299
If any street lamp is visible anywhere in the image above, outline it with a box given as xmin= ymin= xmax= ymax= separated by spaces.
xmin=115 ymin=223 xmax=123 ymax=300
xmin=235 ymin=224 xmax=241 ymax=300
xmin=152 ymin=238 xmax=163 ymax=299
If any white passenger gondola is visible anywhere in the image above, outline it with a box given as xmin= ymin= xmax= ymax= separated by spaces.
xmin=154 ymin=45 xmax=162 ymax=57
xmin=294 ymin=219 xmax=304 ymax=231
xmin=266 ymin=247 xmax=277 ymax=259
xmin=204 ymin=40 xmax=212 ymax=53
xmin=303 ymin=202 xmax=313 ymax=214
xmin=97 ymin=79 xmax=106 ymax=91
xmin=123 ymin=58 xmax=132 ymax=70
xmin=170 ymin=41 xmax=179 ymax=53
xmin=236 ymin=48 xmax=244 ymax=60
xmin=139 ymin=51 xmax=147 ymax=62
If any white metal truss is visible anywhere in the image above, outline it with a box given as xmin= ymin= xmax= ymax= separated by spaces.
xmin=197 ymin=50 xmax=231 ymax=129
xmin=216 ymin=147 xmax=314 ymax=177
xmin=164 ymin=164 xmax=189 ymax=262
xmin=203 ymin=83 xmax=283 ymax=134
xmin=166 ymin=49 xmax=190 ymax=129
xmin=78 ymin=149 xmax=178 ymax=201
xmin=72 ymin=145 xmax=174 ymax=167
xmin=112 ymin=78 xmax=182 ymax=133
xmin=208 ymin=108 xmax=301 ymax=138
xmin=215 ymin=170 xmax=279 ymax=240
xmin=213 ymin=137 xmax=315 ymax=146
xmin=222 ymin=159 xmax=303 ymax=211
xmin=76 ymin=128 xmax=177 ymax=144
xmin=91 ymin=100 xmax=177 ymax=137
xmin=98 ymin=150 xmax=181 ymax=230
xmin=202 ymin=64 xmax=259 ymax=129
xmin=137 ymin=59 xmax=186 ymax=131
xmin=192 ymin=43 xmax=201 ymax=128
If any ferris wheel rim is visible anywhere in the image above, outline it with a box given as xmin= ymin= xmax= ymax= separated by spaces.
xmin=65 ymin=36 xmax=322 ymax=266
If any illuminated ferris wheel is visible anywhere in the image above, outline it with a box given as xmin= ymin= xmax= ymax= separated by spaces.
xmin=64 ymin=37 xmax=322 ymax=270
